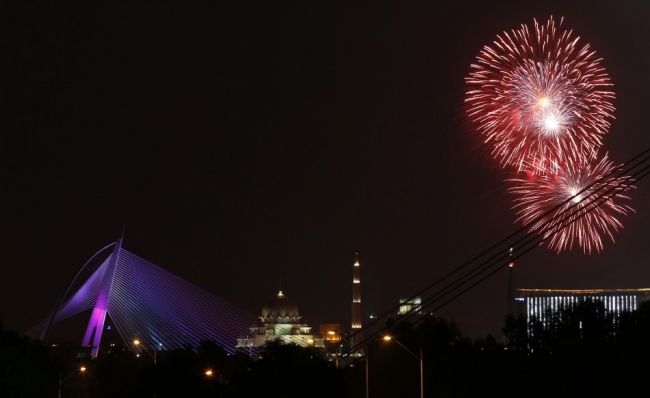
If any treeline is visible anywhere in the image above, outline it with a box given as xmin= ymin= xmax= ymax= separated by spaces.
xmin=3 ymin=302 xmax=650 ymax=397
xmin=369 ymin=301 xmax=650 ymax=397
xmin=0 ymin=320 xmax=58 ymax=398
xmin=0 ymin=321 xmax=344 ymax=398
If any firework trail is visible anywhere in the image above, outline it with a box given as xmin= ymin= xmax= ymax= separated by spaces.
xmin=507 ymin=154 xmax=634 ymax=254
xmin=466 ymin=16 xmax=615 ymax=172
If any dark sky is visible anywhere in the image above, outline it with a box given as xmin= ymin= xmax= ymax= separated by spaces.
xmin=3 ymin=0 xmax=650 ymax=340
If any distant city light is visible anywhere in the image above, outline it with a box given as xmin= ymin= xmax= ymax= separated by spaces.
xmin=205 ymin=369 xmax=213 ymax=377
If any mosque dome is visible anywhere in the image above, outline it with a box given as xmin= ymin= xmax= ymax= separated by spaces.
xmin=261 ymin=290 xmax=300 ymax=322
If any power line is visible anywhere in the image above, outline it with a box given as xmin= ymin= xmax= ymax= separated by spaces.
xmin=412 ymin=167 xmax=646 ymax=330
xmin=341 ymin=147 xmax=650 ymax=359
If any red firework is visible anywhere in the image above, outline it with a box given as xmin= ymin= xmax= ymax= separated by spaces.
xmin=507 ymin=154 xmax=634 ymax=254
xmin=465 ymin=16 xmax=615 ymax=172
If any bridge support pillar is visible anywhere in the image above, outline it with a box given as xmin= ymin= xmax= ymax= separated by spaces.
xmin=81 ymin=237 xmax=122 ymax=358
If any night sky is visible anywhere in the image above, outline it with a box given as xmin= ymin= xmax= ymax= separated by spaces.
xmin=3 ymin=0 xmax=650 ymax=340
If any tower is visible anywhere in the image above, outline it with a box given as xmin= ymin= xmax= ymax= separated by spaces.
xmin=82 ymin=236 xmax=122 ymax=358
xmin=507 ymin=247 xmax=515 ymax=316
xmin=350 ymin=253 xmax=363 ymax=351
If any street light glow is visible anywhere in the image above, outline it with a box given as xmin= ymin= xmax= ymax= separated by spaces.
xmin=205 ymin=369 xmax=213 ymax=377
xmin=79 ymin=366 xmax=87 ymax=373
xmin=382 ymin=335 xmax=392 ymax=342
xmin=133 ymin=339 xmax=140 ymax=346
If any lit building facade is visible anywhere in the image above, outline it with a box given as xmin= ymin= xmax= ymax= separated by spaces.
xmin=236 ymin=290 xmax=324 ymax=349
xmin=515 ymin=288 xmax=650 ymax=330
xmin=398 ymin=297 xmax=422 ymax=315
xmin=319 ymin=323 xmax=343 ymax=358
xmin=319 ymin=323 xmax=342 ymax=344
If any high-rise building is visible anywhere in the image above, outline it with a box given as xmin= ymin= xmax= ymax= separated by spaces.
xmin=350 ymin=253 xmax=363 ymax=351
xmin=515 ymin=288 xmax=650 ymax=330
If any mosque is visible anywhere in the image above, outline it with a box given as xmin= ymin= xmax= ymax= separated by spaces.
xmin=236 ymin=290 xmax=324 ymax=349
xmin=237 ymin=254 xmax=362 ymax=352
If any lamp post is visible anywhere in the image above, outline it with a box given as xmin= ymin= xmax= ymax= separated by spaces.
xmin=382 ymin=335 xmax=424 ymax=398
xmin=133 ymin=338 xmax=157 ymax=365
xmin=58 ymin=365 xmax=87 ymax=398
xmin=365 ymin=352 xmax=369 ymax=398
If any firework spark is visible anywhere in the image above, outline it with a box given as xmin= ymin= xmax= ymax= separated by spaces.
xmin=466 ymin=16 xmax=615 ymax=172
xmin=508 ymin=154 xmax=634 ymax=254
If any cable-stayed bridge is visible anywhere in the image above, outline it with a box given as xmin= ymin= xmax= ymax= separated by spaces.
xmin=30 ymin=237 xmax=254 ymax=357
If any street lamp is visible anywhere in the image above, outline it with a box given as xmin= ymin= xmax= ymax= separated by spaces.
xmin=133 ymin=338 xmax=157 ymax=365
xmin=382 ymin=335 xmax=424 ymax=398
xmin=58 ymin=365 xmax=87 ymax=398
xmin=365 ymin=351 xmax=369 ymax=398
xmin=204 ymin=369 xmax=214 ymax=377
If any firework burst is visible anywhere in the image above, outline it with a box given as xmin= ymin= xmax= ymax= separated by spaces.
xmin=508 ymin=154 xmax=634 ymax=254
xmin=466 ymin=16 xmax=615 ymax=172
